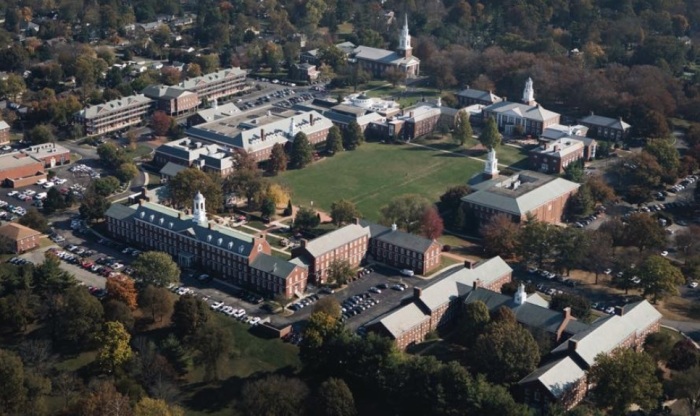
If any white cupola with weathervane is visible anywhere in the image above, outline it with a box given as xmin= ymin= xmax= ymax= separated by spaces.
xmin=514 ymin=283 xmax=527 ymax=305
xmin=193 ymin=191 xmax=207 ymax=225
xmin=483 ymin=147 xmax=499 ymax=179
xmin=522 ymin=77 xmax=536 ymax=106
xmin=397 ymin=14 xmax=412 ymax=58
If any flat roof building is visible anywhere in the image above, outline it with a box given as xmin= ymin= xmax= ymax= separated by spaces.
xmin=153 ymin=138 xmax=235 ymax=177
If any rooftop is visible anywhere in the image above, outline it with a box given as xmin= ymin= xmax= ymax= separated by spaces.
xmin=178 ymin=67 xmax=247 ymax=91
xmin=300 ymin=223 xmax=370 ymax=258
xmin=484 ymin=101 xmax=560 ymax=122
xmin=77 ymin=95 xmax=153 ymax=119
xmin=21 ymin=143 xmax=70 ymax=160
xmin=456 ymin=87 xmax=502 ymax=104
xmin=0 ymin=222 xmax=42 ymax=241
xmin=0 ymin=152 xmax=44 ymax=172
xmin=519 ymin=357 xmax=586 ymax=398
xmin=251 ymin=253 xmax=304 ymax=279
xmin=579 ymin=113 xmax=631 ymax=130
xmin=359 ymin=219 xmax=437 ymax=253
xmin=530 ymin=137 xmax=585 ymax=158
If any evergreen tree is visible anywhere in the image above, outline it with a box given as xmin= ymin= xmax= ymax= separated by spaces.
xmin=291 ymin=132 xmax=313 ymax=169
xmin=267 ymin=143 xmax=288 ymax=175
xmin=343 ymin=121 xmax=364 ymax=150
xmin=479 ymin=117 xmax=502 ymax=149
xmin=326 ymin=125 xmax=344 ymax=154
xmin=453 ymin=111 xmax=473 ymax=146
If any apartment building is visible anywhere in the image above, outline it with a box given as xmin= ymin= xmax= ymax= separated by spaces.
xmin=142 ymin=85 xmax=200 ymax=116
xmin=177 ymin=67 xmax=247 ymax=102
xmin=75 ymin=95 xmax=153 ymax=136
xmin=360 ymin=220 xmax=442 ymax=275
xmin=105 ymin=192 xmax=308 ymax=298
xmin=291 ymin=221 xmax=370 ymax=284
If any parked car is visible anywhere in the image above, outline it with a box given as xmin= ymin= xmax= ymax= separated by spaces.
xmin=400 ymin=269 xmax=414 ymax=277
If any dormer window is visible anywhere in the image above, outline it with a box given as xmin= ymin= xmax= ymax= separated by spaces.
xmin=149 ymin=214 xmax=154 ymax=222
xmin=228 ymin=241 xmax=234 ymax=249
xmin=159 ymin=218 xmax=164 ymax=225
xmin=168 ymin=222 xmax=173 ymax=229
xmin=238 ymin=245 xmax=244 ymax=253
xmin=140 ymin=212 xmax=145 ymax=218
xmin=207 ymin=235 xmax=212 ymax=242
xmin=217 ymin=238 xmax=223 ymax=246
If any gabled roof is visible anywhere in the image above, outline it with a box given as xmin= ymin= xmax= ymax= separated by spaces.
xmin=301 ymin=223 xmax=370 ymax=258
xmin=484 ymin=101 xmax=560 ymax=122
xmin=178 ymin=67 xmax=246 ymax=91
xmin=518 ymin=357 xmax=586 ymax=398
xmin=251 ymin=253 xmax=303 ymax=279
xmin=159 ymin=161 xmax=187 ymax=177
xmin=462 ymin=172 xmax=580 ymax=216
xmin=450 ymin=256 xmax=512 ymax=288
xmin=142 ymin=85 xmax=195 ymax=100
xmin=456 ymin=88 xmax=502 ymax=103
xmin=352 ymin=46 xmax=421 ymax=65
xmin=77 ymin=95 xmax=153 ymax=119
xmin=622 ymin=300 xmax=662 ymax=336
xmin=0 ymin=120 xmax=9 ymax=130
xmin=375 ymin=302 xmax=430 ymax=339
xmin=579 ymin=114 xmax=631 ymax=130
xmin=0 ymin=223 xmax=42 ymax=241
xmin=105 ymin=203 xmax=136 ymax=220
xmin=359 ymin=219 xmax=437 ymax=254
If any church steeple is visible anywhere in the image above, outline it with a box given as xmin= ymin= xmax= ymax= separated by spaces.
xmin=522 ymin=77 xmax=536 ymax=106
xmin=397 ymin=14 xmax=412 ymax=58
xmin=193 ymin=191 xmax=207 ymax=225
xmin=483 ymin=148 xmax=499 ymax=179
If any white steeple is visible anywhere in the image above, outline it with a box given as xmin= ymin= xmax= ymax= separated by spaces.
xmin=484 ymin=147 xmax=499 ymax=179
xmin=514 ymin=283 xmax=527 ymax=305
xmin=193 ymin=191 xmax=207 ymax=225
xmin=398 ymin=14 xmax=412 ymax=58
xmin=522 ymin=77 xmax=535 ymax=106
xmin=289 ymin=117 xmax=295 ymax=138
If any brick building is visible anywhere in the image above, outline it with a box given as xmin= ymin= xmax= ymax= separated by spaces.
xmin=366 ymin=257 xmax=513 ymax=350
xmin=0 ymin=120 xmax=10 ymax=145
xmin=519 ymin=301 xmax=661 ymax=411
xmin=75 ymin=94 xmax=153 ymax=136
xmin=579 ymin=112 xmax=631 ymax=141
xmin=153 ymin=138 xmax=235 ymax=177
xmin=529 ymin=138 xmax=585 ymax=174
xmin=177 ymin=67 xmax=247 ymax=102
xmin=187 ymin=110 xmax=333 ymax=163
xmin=20 ymin=143 xmax=71 ymax=168
xmin=0 ymin=152 xmax=46 ymax=188
xmin=456 ymin=87 xmax=502 ymax=107
xmin=290 ymin=222 xmax=370 ymax=284
xmin=142 ymin=85 xmax=200 ymax=116
xmin=360 ymin=220 xmax=442 ymax=276
xmin=104 ymin=192 xmax=308 ymax=298
xmin=0 ymin=223 xmax=42 ymax=253
xmin=462 ymin=157 xmax=580 ymax=225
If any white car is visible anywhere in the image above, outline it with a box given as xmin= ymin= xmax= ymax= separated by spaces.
xmin=226 ymin=308 xmax=238 ymax=317
xmin=604 ymin=268 xmax=612 ymax=275
xmin=53 ymin=178 xmax=67 ymax=184
xmin=661 ymin=251 xmax=669 ymax=257
xmin=42 ymin=182 xmax=54 ymax=189
xmin=400 ymin=269 xmax=414 ymax=277
xmin=233 ymin=309 xmax=246 ymax=318
xmin=249 ymin=317 xmax=261 ymax=325
xmin=24 ymin=190 xmax=36 ymax=196
xmin=36 ymin=179 xmax=47 ymax=185
xmin=6 ymin=191 xmax=18 ymax=197
xmin=690 ymin=282 xmax=698 ymax=289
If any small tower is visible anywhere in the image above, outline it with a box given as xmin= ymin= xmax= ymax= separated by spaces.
xmin=522 ymin=77 xmax=536 ymax=106
xmin=192 ymin=191 xmax=207 ymax=225
xmin=288 ymin=117 xmax=295 ymax=138
xmin=483 ymin=148 xmax=499 ymax=179
xmin=397 ymin=14 xmax=412 ymax=58
xmin=514 ymin=283 xmax=527 ymax=305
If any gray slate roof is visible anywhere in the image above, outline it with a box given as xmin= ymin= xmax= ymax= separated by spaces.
xmin=359 ymin=219 xmax=437 ymax=253
xmin=105 ymin=203 xmax=136 ymax=220
xmin=462 ymin=172 xmax=580 ymax=216
xmin=579 ymin=114 xmax=631 ymax=130
xmin=142 ymin=85 xmax=194 ymax=100
xmin=77 ymin=95 xmax=153 ymax=119
xmin=159 ymin=162 xmax=186 ymax=177
xmin=376 ymin=302 xmax=430 ymax=339
xmin=251 ymin=253 xmax=302 ymax=279
xmin=302 ymin=223 xmax=370 ymax=258
xmin=456 ymin=88 xmax=502 ymax=103
xmin=518 ymin=357 xmax=586 ymax=398
xmin=484 ymin=101 xmax=559 ymax=122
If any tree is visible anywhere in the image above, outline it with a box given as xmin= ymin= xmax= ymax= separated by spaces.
xmin=564 ymin=160 xmax=585 ymax=183
xmin=326 ymin=125 xmax=344 ymax=154
xmin=97 ymin=142 xmax=128 ymax=169
xmin=172 ymin=294 xmax=210 ymax=342
xmin=159 ymin=334 xmax=190 ymax=375
xmin=421 ymin=205 xmax=444 ymax=239
xmin=93 ymin=176 xmax=121 ymax=196
xmin=479 ymin=117 xmax=501 ymax=149
xmin=313 ymin=297 xmax=342 ymax=318
xmin=291 ymin=131 xmax=313 ymax=169
xmin=472 ymin=316 xmax=540 ymax=384
xmin=294 ymin=206 xmax=320 ymax=232
xmin=461 ymin=300 xmax=491 ymax=346
xmin=326 ymin=259 xmax=354 ymax=286
xmin=315 ymin=378 xmax=356 ymax=416
xmin=267 ymin=143 xmax=288 ymax=175
xmin=586 ymin=175 xmax=616 ymax=204
xmin=380 ymin=194 xmax=431 ymax=234
xmin=43 ymin=187 xmax=66 ymax=215
xmin=669 ymin=339 xmax=699 ymax=371
xmin=330 ymin=199 xmax=360 ymax=227
xmin=106 ymin=276 xmax=138 ymax=310
xmin=343 ymin=121 xmax=364 ymax=150
xmin=151 ymin=111 xmax=173 ymax=137
xmin=132 ymin=251 xmax=181 ymax=287
xmin=79 ymin=190 xmax=110 ymax=223
xmin=241 ymin=375 xmax=309 ymax=416
xmin=28 ymin=124 xmax=54 ymax=145
xmin=54 ymin=286 xmax=104 ymax=349
xmin=549 ymin=293 xmax=591 ymax=319
xmin=453 ymin=111 xmax=473 ymax=146
xmin=584 ymin=230 xmax=614 ymax=284
xmin=645 ymin=139 xmax=680 ymax=181
xmin=638 ymin=255 xmax=685 ymax=303
xmin=588 ymin=349 xmax=662 ymax=415
xmin=554 ymin=227 xmax=588 ymax=275
xmin=116 ymin=162 xmax=139 ymax=183
xmin=480 ymin=214 xmax=520 ymax=258
xmin=74 ymin=381 xmax=132 ymax=416
xmin=168 ymin=168 xmax=223 ymax=212
xmin=18 ymin=208 xmax=49 ymax=232
xmin=668 ymin=365 xmax=700 ymax=416
xmin=193 ymin=322 xmax=231 ymax=381
xmin=134 ymin=398 xmax=184 ymax=416
xmin=261 ymin=197 xmax=276 ymax=219
xmin=644 ymin=331 xmax=676 ymax=363
xmin=439 ymin=185 xmax=471 ymax=227
xmin=96 ymin=321 xmax=133 ymax=372
xmin=103 ymin=300 xmax=135 ymax=332
xmin=0 ymin=290 xmax=38 ymax=332
xmin=385 ymin=67 xmax=407 ymax=87
xmin=0 ymin=349 xmax=26 ymax=413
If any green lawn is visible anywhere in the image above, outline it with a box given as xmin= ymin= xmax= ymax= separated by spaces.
xmin=124 ymin=144 xmax=153 ymax=160
xmin=273 ymin=142 xmax=482 ymax=221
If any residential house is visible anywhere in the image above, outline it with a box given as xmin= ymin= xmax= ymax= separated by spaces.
xmin=360 ymin=220 xmax=442 ymax=276
xmin=290 ymin=221 xmax=370 ymax=284
xmin=105 ymin=192 xmax=308 ymax=298
xmin=578 ymin=113 xmax=631 ymax=141
xmin=74 ymin=94 xmax=153 ymax=136
xmin=0 ymin=223 xmax=42 ymax=253
xmin=461 ymin=155 xmax=580 ymax=225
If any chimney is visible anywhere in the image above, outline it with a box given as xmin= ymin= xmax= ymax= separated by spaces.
xmin=568 ymin=339 xmax=578 ymax=352
xmin=260 ymin=128 xmax=265 ymax=141
xmin=472 ymin=278 xmax=481 ymax=290
xmin=300 ymin=239 xmax=308 ymax=248
xmin=353 ymin=217 xmax=360 ymax=225
xmin=208 ymin=223 xmax=212 ymax=229
xmin=413 ymin=287 xmax=422 ymax=298
xmin=178 ymin=212 xmax=182 ymax=219
xmin=555 ymin=307 xmax=573 ymax=342
xmin=409 ymin=111 xmax=414 ymax=118
xmin=464 ymin=260 xmax=474 ymax=269
xmin=563 ymin=306 xmax=571 ymax=320
xmin=309 ymin=113 xmax=314 ymax=126
xmin=391 ymin=223 xmax=397 ymax=231
xmin=614 ymin=306 xmax=624 ymax=316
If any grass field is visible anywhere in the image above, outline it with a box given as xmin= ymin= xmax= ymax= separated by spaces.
xmin=273 ymin=142 xmax=483 ymax=221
